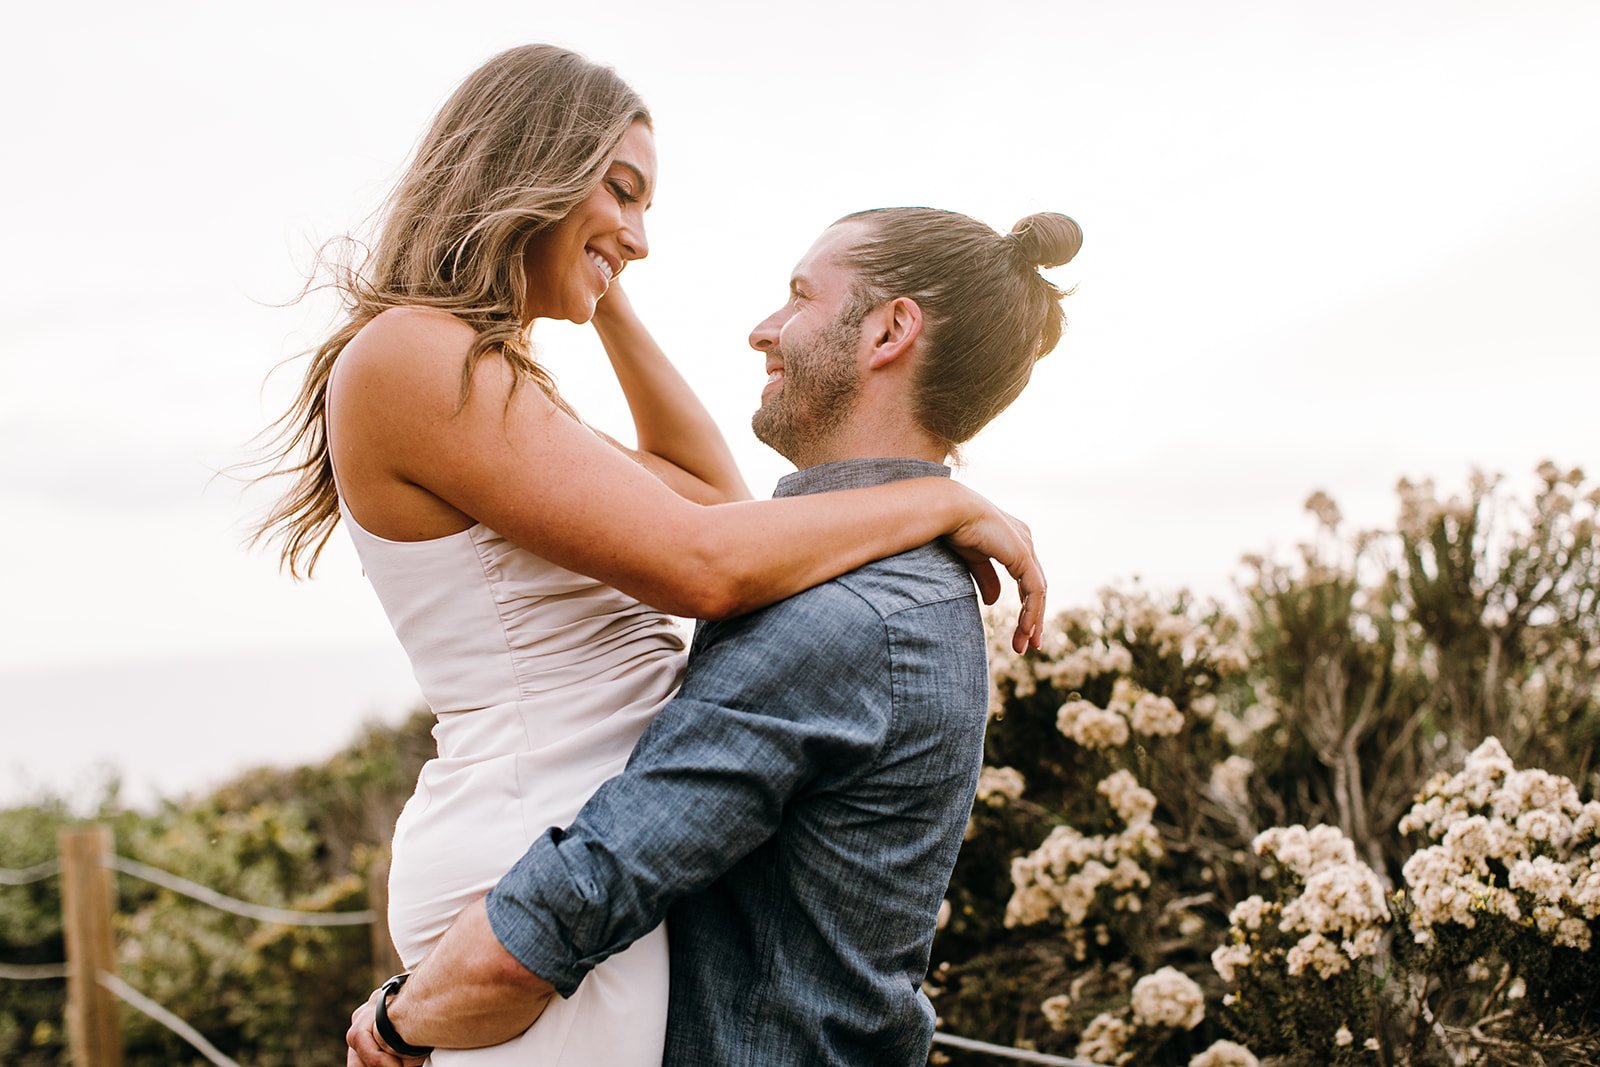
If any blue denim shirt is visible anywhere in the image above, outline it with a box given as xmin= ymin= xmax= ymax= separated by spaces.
xmin=485 ymin=458 xmax=989 ymax=1066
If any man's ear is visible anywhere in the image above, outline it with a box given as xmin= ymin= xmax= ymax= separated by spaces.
xmin=866 ymin=297 xmax=924 ymax=370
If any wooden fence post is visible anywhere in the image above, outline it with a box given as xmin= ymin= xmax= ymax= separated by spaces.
xmin=367 ymin=848 xmax=403 ymax=985
xmin=59 ymin=824 xmax=124 ymax=1067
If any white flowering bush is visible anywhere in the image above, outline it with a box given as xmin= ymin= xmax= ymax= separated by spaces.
xmin=929 ymin=465 xmax=1600 ymax=1067
xmin=1210 ymin=743 xmax=1600 ymax=1064
xmin=1390 ymin=739 xmax=1600 ymax=1056
xmin=1208 ymin=825 xmax=1387 ymax=1063
xmin=931 ymin=586 xmax=1257 ymax=1065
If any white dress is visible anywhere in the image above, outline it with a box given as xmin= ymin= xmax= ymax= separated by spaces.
xmin=339 ymin=498 xmax=686 ymax=1065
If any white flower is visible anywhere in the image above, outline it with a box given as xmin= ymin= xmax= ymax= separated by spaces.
xmin=1228 ymin=896 xmax=1273 ymax=931
xmin=1211 ymin=941 xmax=1251 ymax=984
xmin=1099 ymin=643 xmax=1134 ymax=675
xmin=1509 ymin=856 xmax=1572 ymax=905
xmin=1278 ymin=863 xmax=1391 ymax=948
xmin=1075 ymin=1012 xmax=1130 ymax=1064
xmin=1041 ymin=993 xmax=1073 ymax=1031
xmin=1188 ymin=1040 xmax=1260 ymax=1067
xmin=1130 ymin=966 xmax=1205 ymax=1030
xmin=1335 ymin=1024 xmax=1353 ymax=1046
xmin=1398 ymin=738 xmax=1600 ymax=952
xmin=1004 ymin=819 xmax=1156 ymax=931
xmin=1043 ymin=648 xmax=1091 ymax=689
xmin=1057 ymin=699 xmax=1130 ymax=749
xmin=1098 ymin=770 xmax=1157 ymax=827
xmin=1210 ymin=644 xmax=1250 ymax=677
xmin=977 ymin=766 xmax=1026 ymax=805
xmin=1285 ymin=932 xmax=1352 ymax=978
xmin=1555 ymin=916 xmax=1593 ymax=950
xmin=1209 ymin=756 xmax=1255 ymax=808
xmin=1129 ymin=692 xmax=1184 ymax=736
xmin=1152 ymin=613 xmax=1193 ymax=649
xmin=1514 ymin=808 xmax=1573 ymax=848
xmin=1254 ymin=824 xmax=1359 ymax=879
xmin=1107 ymin=676 xmax=1143 ymax=710
xmin=1242 ymin=702 xmax=1279 ymax=733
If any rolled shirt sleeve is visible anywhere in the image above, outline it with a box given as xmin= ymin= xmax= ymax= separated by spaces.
xmin=484 ymin=582 xmax=893 ymax=994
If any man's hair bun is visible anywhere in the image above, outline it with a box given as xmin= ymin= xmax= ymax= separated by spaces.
xmin=1009 ymin=213 xmax=1083 ymax=268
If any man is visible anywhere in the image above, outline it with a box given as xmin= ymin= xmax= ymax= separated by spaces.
xmin=348 ymin=205 xmax=1080 ymax=1066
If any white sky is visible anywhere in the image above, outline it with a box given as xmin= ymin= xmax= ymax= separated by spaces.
xmin=3 ymin=0 xmax=1598 ymax=806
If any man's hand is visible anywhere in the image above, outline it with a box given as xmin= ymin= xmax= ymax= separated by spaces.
xmin=346 ymin=986 xmax=426 ymax=1067
xmin=342 ymin=898 xmax=555 ymax=1056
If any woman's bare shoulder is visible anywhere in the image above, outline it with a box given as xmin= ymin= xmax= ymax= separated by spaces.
xmin=341 ymin=306 xmax=476 ymax=377
xmin=333 ymin=307 xmax=511 ymax=419
xmin=332 ymin=307 xmax=551 ymax=432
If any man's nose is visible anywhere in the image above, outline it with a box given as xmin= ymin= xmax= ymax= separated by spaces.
xmin=749 ymin=309 xmax=781 ymax=352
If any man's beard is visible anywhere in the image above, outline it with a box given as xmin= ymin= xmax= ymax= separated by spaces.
xmin=751 ymin=314 xmax=862 ymax=466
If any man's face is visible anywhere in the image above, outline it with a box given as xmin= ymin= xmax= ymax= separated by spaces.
xmin=748 ymin=223 xmax=872 ymax=464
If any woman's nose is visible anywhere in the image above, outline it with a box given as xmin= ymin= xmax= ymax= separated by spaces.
xmin=621 ymin=218 xmax=649 ymax=262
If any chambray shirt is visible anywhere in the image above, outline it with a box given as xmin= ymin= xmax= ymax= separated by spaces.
xmin=485 ymin=458 xmax=990 ymax=1066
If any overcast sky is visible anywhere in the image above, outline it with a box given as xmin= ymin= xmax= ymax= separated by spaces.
xmin=3 ymin=0 xmax=1597 ymax=806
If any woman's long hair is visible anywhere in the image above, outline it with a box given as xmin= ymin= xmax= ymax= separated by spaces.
xmin=250 ymin=44 xmax=648 ymax=576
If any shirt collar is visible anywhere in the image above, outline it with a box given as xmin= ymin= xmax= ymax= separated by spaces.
xmin=772 ymin=457 xmax=951 ymax=498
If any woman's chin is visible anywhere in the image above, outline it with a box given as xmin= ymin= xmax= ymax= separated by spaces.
xmin=561 ymin=296 xmax=600 ymax=325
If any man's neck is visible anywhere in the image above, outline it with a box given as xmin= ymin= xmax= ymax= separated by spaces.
xmin=786 ymin=431 xmax=947 ymax=471
xmin=772 ymin=456 xmax=951 ymax=498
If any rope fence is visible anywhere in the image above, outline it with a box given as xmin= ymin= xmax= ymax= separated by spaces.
xmin=2 ymin=826 xmax=392 ymax=1066
xmin=0 ymin=858 xmax=60 ymax=885
xmin=105 ymin=854 xmax=378 ymax=927
xmin=0 ymin=962 xmax=70 ymax=981
xmin=932 ymin=1032 xmax=1101 ymax=1066
xmin=100 ymin=973 xmax=240 ymax=1067
xmin=6 ymin=826 xmax=1083 ymax=1066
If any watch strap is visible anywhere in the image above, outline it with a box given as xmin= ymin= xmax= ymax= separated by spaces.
xmin=374 ymin=972 xmax=435 ymax=1058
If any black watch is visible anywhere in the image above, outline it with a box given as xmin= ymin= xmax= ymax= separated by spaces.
xmin=375 ymin=972 xmax=435 ymax=1058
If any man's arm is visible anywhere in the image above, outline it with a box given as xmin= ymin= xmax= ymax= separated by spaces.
xmin=347 ymin=898 xmax=552 ymax=1064
xmin=354 ymin=586 xmax=890 ymax=1054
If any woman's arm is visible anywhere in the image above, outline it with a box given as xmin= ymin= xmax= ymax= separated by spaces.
xmin=332 ymin=308 xmax=1045 ymax=650
xmin=589 ymin=284 xmax=752 ymax=504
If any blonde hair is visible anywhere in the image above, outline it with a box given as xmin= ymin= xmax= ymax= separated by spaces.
xmin=835 ymin=208 xmax=1081 ymax=454
xmin=251 ymin=44 xmax=649 ymax=576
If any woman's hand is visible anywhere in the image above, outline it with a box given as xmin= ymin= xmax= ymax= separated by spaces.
xmin=588 ymin=278 xmax=634 ymax=330
xmin=587 ymin=281 xmax=752 ymax=504
xmin=943 ymin=488 xmax=1046 ymax=654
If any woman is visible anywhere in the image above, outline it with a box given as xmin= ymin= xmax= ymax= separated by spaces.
xmin=255 ymin=45 xmax=1044 ymax=1064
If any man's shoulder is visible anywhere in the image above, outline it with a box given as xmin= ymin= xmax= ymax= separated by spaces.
xmin=717 ymin=571 xmax=887 ymax=647
xmin=831 ymin=541 xmax=976 ymax=622
xmin=687 ymin=544 xmax=976 ymax=677
xmin=736 ymin=541 xmax=973 ymax=630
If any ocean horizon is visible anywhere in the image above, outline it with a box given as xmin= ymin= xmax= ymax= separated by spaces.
xmin=3 ymin=642 xmax=423 ymax=812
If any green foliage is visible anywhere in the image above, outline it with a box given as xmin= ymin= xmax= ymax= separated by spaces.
xmin=0 ymin=709 xmax=434 ymax=1066
xmin=0 ymin=801 xmax=73 ymax=1067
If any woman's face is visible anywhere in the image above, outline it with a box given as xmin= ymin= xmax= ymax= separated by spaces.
xmin=523 ymin=120 xmax=656 ymax=323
